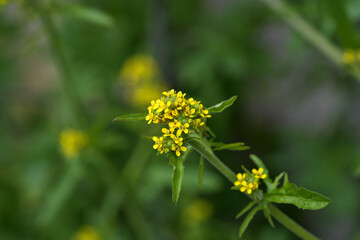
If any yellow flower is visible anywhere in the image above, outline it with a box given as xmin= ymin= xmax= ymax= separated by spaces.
xmin=0 ymin=0 xmax=9 ymax=7
xmin=152 ymin=136 xmax=164 ymax=151
xmin=72 ymin=225 xmax=100 ymax=240
xmin=234 ymin=173 xmax=246 ymax=186
xmin=146 ymin=89 xmax=211 ymax=157
xmin=59 ymin=129 xmax=87 ymax=158
xmin=240 ymin=180 xmax=254 ymax=194
xmin=181 ymin=199 xmax=213 ymax=226
xmin=343 ymin=49 xmax=356 ymax=64
xmin=252 ymin=168 xmax=267 ymax=179
xmin=119 ymin=54 xmax=159 ymax=84
xmin=172 ymin=143 xmax=187 ymax=157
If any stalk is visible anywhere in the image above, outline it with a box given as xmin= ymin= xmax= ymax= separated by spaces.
xmin=187 ymin=136 xmax=320 ymax=240
xmin=260 ymin=0 xmax=360 ymax=83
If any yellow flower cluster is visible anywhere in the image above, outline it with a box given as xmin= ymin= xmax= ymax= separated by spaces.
xmin=72 ymin=225 xmax=100 ymax=240
xmin=59 ymin=129 xmax=87 ymax=158
xmin=147 ymin=89 xmax=211 ymax=157
xmin=343 ymin=49 xmax=360 ymax=65
xmin=119 ymin=54 xmax=167 ymax=106
xmin=234 ymin=168 xmax=267 ymax=194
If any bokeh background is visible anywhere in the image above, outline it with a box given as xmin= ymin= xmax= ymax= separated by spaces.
xmin=1 ymin=0 xmax=360 ymax=239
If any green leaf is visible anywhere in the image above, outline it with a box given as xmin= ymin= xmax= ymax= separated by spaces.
xmin=113 ymin=113 xmax=147 ymax=122
xmin=238 ymin=205 xmax=263 ymax=238
xmin=263 ymin=203 xmax=275 ymax=228
xmin=55 ymin=3 xmax=115 ymax=27
xmin=207 ymin=96 xmax=237 ymax=113
xmin=235 ymin=201 xmax=256 ymax=219
xmin=265 ymin=178 xmax=332 ymax=210
xmin=267 ymin=172 xmax=285 ymax=192
xmin=171 ymin=156 xmax=184 ymax=206
xmin=211 ymin=142 xmax=250 ymax=151
xmin=198 ymin=156 xmax=204 ymax=189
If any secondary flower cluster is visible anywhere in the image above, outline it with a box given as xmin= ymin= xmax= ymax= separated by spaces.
xmin=234 ymin=168 xmax=267 ymax=194
xmin=148 ymin=89 xmax=211 ymax=157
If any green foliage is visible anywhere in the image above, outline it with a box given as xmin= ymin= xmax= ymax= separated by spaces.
xmin=113 ymin=113 xmax=147 ymax=121
xmin=198 ymin=156 xmax=204 ymax=189
xmin=207 ymin=96 xmax=237 ymax=114
xmin=54 ymin=2 xmax=115 ymax=27
xmin=265 ymin=177 xmax=332 ymax=210
xmin=238 ymin=205 xmax=263 ymax=238
xmin=235 ymin=201 xmax=256 ymax=219
xmin=170 ymin=156 xmax=184 ymax=206
xmin=211 ymin=142 xmax=250 ymax=151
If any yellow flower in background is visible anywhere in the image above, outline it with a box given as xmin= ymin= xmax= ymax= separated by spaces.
xmin=72 ymin=225 xmax=100 ymax=240
xmin=59 ymin=129 xmax=87 ymax=158
xmin=0 ymin=0 xmax=9 ymax=7
xmin=119 ymin=54 xmax=159 ymax=84
xmin=181 ymin=199 xmax=213 ymax=226
xmin=119 ymin=54 xmax=167 ymax=106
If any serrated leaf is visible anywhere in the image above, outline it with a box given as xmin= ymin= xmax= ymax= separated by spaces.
xmin=265 ymin=180 xmax=332 ymax=210
xmin=207 ymin=96 xmax=237 ymax=113
xmin=55 ymin=3 xmax=115 ymax=27
xmin=113 ymin=113 xmax=147 ymax=122
xmin=198 ymin=156 xmax=204 ymax=189
xmin=235 ymin=201 xmax=256 ymax=219
xmin=238 ymin=205 xmax=263 ymax=238
xmin=171 ymin=156 xmax=184 ymax=206
xmin=211 ymin=142 xmax=250 ymax=151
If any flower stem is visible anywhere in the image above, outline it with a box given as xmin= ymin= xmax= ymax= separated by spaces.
xmin=260 ymin=0 xmax=360 ymax=83
xmin=268 ymin=204 xmax=319 ymax=240
xmin=187 ymin=135 xmax=320 ymax=240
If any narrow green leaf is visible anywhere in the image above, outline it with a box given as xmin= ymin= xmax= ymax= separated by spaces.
xmin=113 ymin=113 xmax=147 ymax=122
xmin=55 ymin=3 xmax=115 ymax=27
xmin=238 ymin=205 xmax=263 ymax=238
xmin=263 ymin=203 xmax=275 ymax=228
xmin=267 ymin=172 xmax=285 ymax=192
xmin=171 ymin=156 xmax=184 ymax=206
xmin=211 ymin=142 xmax=250 ymax=151
xmin=265 ymin=179 xmax=332 ymax=210
xmin=207 ymin=96 xmax=237 ymax=113
xmin=235 ymin=201 xmax=256 ymax=219
xmin=198 ymin=156 xmax=204 ymax=189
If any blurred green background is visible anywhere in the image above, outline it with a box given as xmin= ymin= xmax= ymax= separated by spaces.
xmin=1 ymin=0 xmax=360 ymax=239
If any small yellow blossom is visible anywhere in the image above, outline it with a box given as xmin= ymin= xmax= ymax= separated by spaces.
xmin=234 ymin=173 xmax=246 ymax=186
xmin=72 ymin=225 xmax=100 ymax=240
xmin=59 ymin=129 xmax=87 ymax=158
xmin=240 ymin=181 xmax=255 ymax=194
xmin=252 ymin=168 xmax=267 ymax=179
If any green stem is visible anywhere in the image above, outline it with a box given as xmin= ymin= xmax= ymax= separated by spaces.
xmin=31 ymin=1 xmax=86 ymax=126
xmin=260 ymin=0 xmax=360 ymax=83
xmin=268 ymin=204 xmax=319 ymax=240
xmin=188 ymin=135 xmax=320 ymax=240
